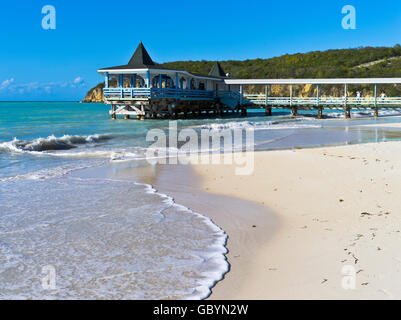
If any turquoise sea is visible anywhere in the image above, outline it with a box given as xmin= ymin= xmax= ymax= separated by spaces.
xmin=2 ymin=101 xmax=401 ymax=299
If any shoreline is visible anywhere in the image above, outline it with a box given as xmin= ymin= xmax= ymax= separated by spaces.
xmin=149 ymin=163 xmax=279 ymax=299
xmin=152 ymin=137 xmax=401 ymax=299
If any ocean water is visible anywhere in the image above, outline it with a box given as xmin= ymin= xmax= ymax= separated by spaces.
xmin=2 ymin=101 xmax=401 ymax=299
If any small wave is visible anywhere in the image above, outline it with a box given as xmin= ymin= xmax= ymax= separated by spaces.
xmin=0 ymin=134 xmax=113 ymax=154
xmin=328 ymin=108 xmax=401 ymax=119
xmin=201 ymin=120 xmax=322 ymax=131
xmin=0 ymin=163 xmax=99 ymax=182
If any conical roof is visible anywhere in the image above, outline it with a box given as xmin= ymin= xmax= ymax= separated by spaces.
xmin=209 ymin=61 xmax=226 ymax=78
xmin=128 ymin=42 xmax=155 ymax=67
xmin=99 ymin=42 xmax=162 ymax=71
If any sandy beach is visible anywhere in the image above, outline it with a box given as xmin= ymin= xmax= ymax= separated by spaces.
xmin=152 ymin=132 xmax=401 ymax=299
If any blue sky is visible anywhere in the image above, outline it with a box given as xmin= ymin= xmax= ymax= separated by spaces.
xmin=1 ymin=0 xmax=401 ymax=101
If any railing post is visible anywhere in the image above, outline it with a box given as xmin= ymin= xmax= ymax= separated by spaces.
xmin=131 ymin=74 xmax=136 ymax=88
xmin=290 ymin=84 xmax=293 ymax=106
xmin=240 ymin=85 xmax=243 ymax=106
xmin=146 ymin=70 xmax=150 ymax=88
xmin=265 ymin=85 xmax=268 ymax=106
xmin=374 ymin=83 xmax=378 ymax=118
xmin=105 ymin=72 xmax=109 ymax=89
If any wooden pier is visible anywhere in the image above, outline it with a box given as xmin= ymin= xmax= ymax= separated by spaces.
xmin=228 ymin=78 xmax=401 ymax=119
xmin=98 ymin=44 xmax=401 ymax=120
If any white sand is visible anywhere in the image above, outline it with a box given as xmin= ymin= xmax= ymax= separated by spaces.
xmin=183 ymin=141 xmax=401 ymax=299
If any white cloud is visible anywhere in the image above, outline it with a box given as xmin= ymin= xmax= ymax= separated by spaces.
xmin=0 ymin=77 xmax=87 ymax=93
xmin=0 ymin=78 xmax=15 ymax=90
xmin=73 ymin=77 xmax=84 ymax=84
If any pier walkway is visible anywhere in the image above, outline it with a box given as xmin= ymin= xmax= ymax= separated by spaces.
xmin=226 ymin=78 xmax=401 ymax=118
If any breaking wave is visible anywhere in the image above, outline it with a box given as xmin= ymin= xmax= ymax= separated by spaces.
xmin=0 ymin=134 xmax=113 ymax=154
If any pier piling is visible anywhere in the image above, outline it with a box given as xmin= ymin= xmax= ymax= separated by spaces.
xmin=318 ymin=107 xmax=323 ymax=119
xmin=111 ymin=105 xmax=116 ymax=120
xmin=346 ymin=107 xmax=351 ymax=119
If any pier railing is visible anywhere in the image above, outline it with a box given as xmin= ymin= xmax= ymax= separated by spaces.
xmin=243 ymin=94 xmax=401 ymax=107
xmin=104 ymin=88 xmax=216 ymax=100
xmin=104 ymin=88 xmax=401 ymax=108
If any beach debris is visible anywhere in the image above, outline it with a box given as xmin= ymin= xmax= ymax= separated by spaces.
xmin=352 ymin=254 xmax=359 ymax=264
xmin=252 ymin=225 xmax=257 ymax=228
xmin=377 ymin=247 xmax=382 ymax=251
xmin=301 ymin=225 xmax=308 ymax=229
xmin=341 ymin=259 xmax=347 ymax=263
xmin=357 ymin=269 xmax=363 ymax=274
xmin=361 ymin=212 xmax=373 ymax=217
xmin=321 ymin=279 xmax=328 ymax=284
xmin=268 ymin=268 xmax=278 ymax=271
xmin=339 ymin=199 xmax=344 ymax=202
xmin=361 ymin=282 xmax=369 ymax=286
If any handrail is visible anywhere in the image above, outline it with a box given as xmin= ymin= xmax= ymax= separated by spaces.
xmin=104 ymin=87 xmax=215 ymax=100
xmin=242 ymin=94 xmax=401 ymax=106
xmin=103 ymin=88 xmax=401 ymax=107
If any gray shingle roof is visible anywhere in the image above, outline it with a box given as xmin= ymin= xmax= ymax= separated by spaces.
xmin=127 ymin=42 xmax=155 ymax=68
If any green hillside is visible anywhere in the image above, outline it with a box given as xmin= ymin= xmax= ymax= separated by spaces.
xmin=162 ymin=45 xmax=401 ymax=79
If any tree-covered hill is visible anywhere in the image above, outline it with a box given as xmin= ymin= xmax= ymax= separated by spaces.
xmin=161 ymin=45 xmax=401 ymax=79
